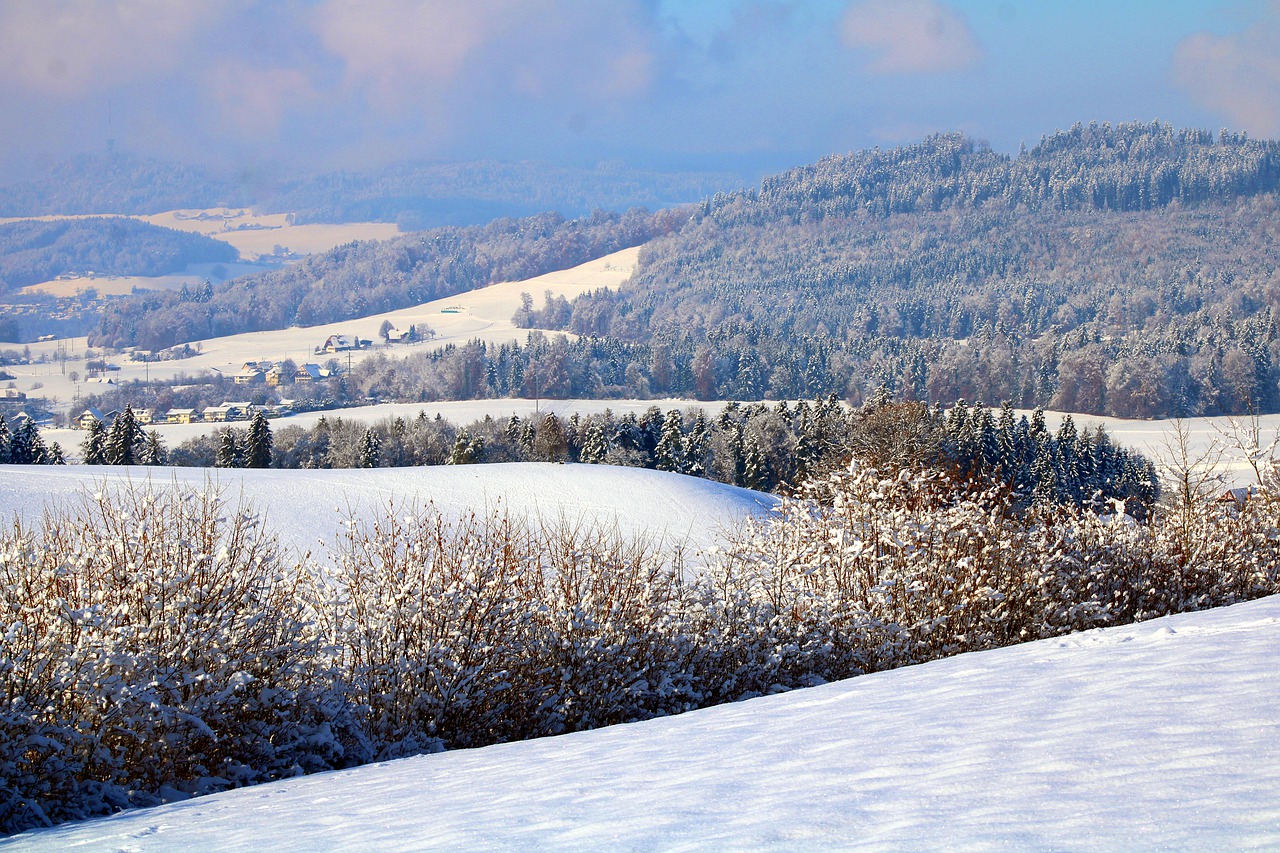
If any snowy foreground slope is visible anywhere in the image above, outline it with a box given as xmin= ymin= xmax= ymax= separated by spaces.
xmin=7 ymin=596 xmax=1279 ymax=851
xmin=0 ymin=462 xmax=774 ymax=558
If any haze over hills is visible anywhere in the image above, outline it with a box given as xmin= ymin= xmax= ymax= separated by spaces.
xmin=0 ymin=152 xmax=746 ymax=230
xmin=83 ymin=121 xmax=1280 ymax=420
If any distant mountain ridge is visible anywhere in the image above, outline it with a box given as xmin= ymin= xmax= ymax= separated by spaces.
xmin=0 ymin=152 xmax=744 ymax=230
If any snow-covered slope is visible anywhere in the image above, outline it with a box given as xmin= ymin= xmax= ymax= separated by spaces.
xmin=7 ymin=595 xmax=1278 ymax=851
xmin=0 ymin=463 xmax=774 ymax=559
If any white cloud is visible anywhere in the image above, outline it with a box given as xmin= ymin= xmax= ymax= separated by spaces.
xmin=312 ymin=0 xmax=659 ymax=110
xmin=0 ymin=0 xmax=220 ymax=95
xmin=840 ymin=0 xmax=983 ymax=75
xmin=1173 ymin=3 xmax=1280 ymax=137
xmin=205 ymin=62 xmax=319 ymax=135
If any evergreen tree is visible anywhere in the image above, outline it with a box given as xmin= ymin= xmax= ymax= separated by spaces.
xmin=359 ymin=428 xmax=381 ymax=468
xmin=7 ymin=418 xmax=35 ymax=464
xmin=245 ymin=411 xmax=273 ymax=469
xmin=140 ymin=430 xmax=168 ymax=466
xmin=0 ymin=416 xmax=10 ymax=464
xmin=447 ymin=429 xmax=483 ymax=465
xmin=654 ymin=409 xmax=686 ymax=472
xmin=579 ymin=419 xmax=610 ymax=464
xmin=686 ymin=411 xmax=711 ymax=477
xmin=81 ymin=419 xmax=107 ymax=465
xmin=216 ymin=428 xmax=243 ymax=468
xmin=105 ymin=406 xmax=144 ymax=465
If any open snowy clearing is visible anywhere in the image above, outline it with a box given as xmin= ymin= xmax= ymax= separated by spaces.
xmin=9 ymin=246 xmax=639 ymax=406
xmin=7 ymin=593 xmax=1277 ymax=850
xmin=0 ymin=462 xmax=774 ymax=560
xmin=0 ymin=208 xmax=400 ymax=263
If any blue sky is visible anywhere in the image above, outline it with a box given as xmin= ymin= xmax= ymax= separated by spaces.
xmin=0 ymin=1 xmax=1276 ymax=182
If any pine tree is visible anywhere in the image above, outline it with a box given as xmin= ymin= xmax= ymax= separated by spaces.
xmin=686 ymin=411 xmax=710 ymax=477
xmin=244 ymin=411 xmax=273 ymax=469
xmin=81 ymin=419 xmax=107 ymax=465
xmin=359 ymin=428 xmax=381 ymax=468
xmin=654 ymin=409 xmax=686 ymax=472
xmin=105 ymin=406 xmax=143 ymax=465
xmin=140 ymin=430 xmax=168 ymax=466
xmin=8 ymin=419 xmax=39 ymax=464
xmin=448 ymin=430 xmax=483 ymax=465
xmin=216 ymin=428 xmax=243 ymax=468
xmin=579 ymin=419 xmax=610 ymax=464
xmin=43 ymin=442 xmax=65 ymax=465
xmin=0 ymin=415 xmax=10 ymax=464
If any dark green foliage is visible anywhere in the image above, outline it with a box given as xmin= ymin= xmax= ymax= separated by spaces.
xmin=358 ymin=428 xmax=380 ymax=469
xmin=0 ymin=218 xmax=237 ymax=294
xmin=244 ymin=412 xmax=273 ymax=469
xmin=545 ymin=123 xmax=1280 ymax=417
xmin=104 ymin=406 xmax=144 ymax=466
xmin=80 ymin=419 xmax=107 ymax=465
xmin=216 ymin=428 xmax=245 ymax=469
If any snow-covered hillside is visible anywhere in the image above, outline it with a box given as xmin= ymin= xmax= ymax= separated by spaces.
xmin=0 ymin=462 xmax=775 ymax=559
xmin=7 ymin=594 xmax=1277 ymax=851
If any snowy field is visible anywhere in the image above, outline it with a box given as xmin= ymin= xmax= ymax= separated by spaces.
xmin=6 ymin=593 xmax=1277 ymax=850
xmin=8 ymin=246 xmax=639 ymax=406
xmin=0 ymin=462 xmax=775 ymax=560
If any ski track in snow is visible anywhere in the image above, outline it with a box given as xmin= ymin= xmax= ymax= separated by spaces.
xmin=0 ymin=462 xmax=775 ymax=561
xmin=5 ymin=596 xmax=1279 ymax=851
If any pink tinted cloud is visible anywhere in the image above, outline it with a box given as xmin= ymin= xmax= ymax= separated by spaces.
xmin=206 ymin=62 xmax=319 ymax=136
xmin=840 ymin=0 xmax=983 ymax=75
xmin=312 ymin=0 xmax=657 ymax=110
xmin=0 ymin=0 xmax=220 ymax=95
xmin=1173 ymin=3 xmax=1280 ymax=137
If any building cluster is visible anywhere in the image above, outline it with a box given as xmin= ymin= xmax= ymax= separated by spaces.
xmin=75 ymin=400 xmax=291 ymax=430
xmin=232 ymin=360 xmax=337 ymax=386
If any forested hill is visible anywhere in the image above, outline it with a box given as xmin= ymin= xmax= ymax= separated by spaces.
xmin=92 ymin=207 xmax=684 ymax=350
xmin=0 ymin=217 xmax=238 ymax=294
xmin=544 ymin=122 xmax=1280 ymax=419
xmin=711 ymin=122 xmax=1278 ymax=223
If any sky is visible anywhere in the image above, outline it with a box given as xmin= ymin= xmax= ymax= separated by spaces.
xmin=0 ymin=1 xmax=1276 ymax=183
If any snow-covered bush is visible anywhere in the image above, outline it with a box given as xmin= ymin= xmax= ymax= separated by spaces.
xmin=0 ymin=485 xmax=341 ymax=833
xmin=323 ymin=505 xmax=698 ymax=752
xmin=707 ymin=459 xmax=1280 ymax=689
xmin=4 ymin=464 xmax=1278 ymax=835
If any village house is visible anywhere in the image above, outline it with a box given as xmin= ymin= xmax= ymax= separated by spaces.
xmin=233 ymin=362 xmax=266 ymax=385
xmin=294 ymin=363 xmax=329 ymax=383
xmin=0 ymin=388 xmax=26 ymax=401
xmin=318 ymin=334 xmax=365 ymax=354
xmin=167 ymin=408 xmax=198 ymax=424
xmin=75 ymin=408 xmax=118 ymax=430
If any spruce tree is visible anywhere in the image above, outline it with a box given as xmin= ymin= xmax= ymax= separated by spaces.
xmin=359 ymin=428 xmax=381 ymax=468
xmin=0 ymin=415 xmax=10 ymax=464
xmin=654 ymin=409 xmax=686 ymax=472
xmin=8 ymin=419 xmax=38 ymax=464
xmin=579 ymin=419 xmax=610 ymax=464
xmin=245 ymin=411 xmax=273 ymax=469
xmin=105 ymin=406 xmax=142 ymax=465
xmin=216 ymin=428 xmax=243 ymax=468
xmin=140 ymin=430 xmax=168 ymax=466
xmin=81 ymin=419 xmax=107 ymax=465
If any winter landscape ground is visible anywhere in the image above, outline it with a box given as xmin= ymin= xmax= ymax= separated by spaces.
xmin=5 ymin=592 xmax=1276 ymax=851
xmin=0 ymin=462 xmax=773 ymax=560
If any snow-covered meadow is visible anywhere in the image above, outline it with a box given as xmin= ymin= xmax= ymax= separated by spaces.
xmin=7 ymin=593 xmax=1277 ymax=851
xmin=0 ymin=462 xmax=774 ymax=559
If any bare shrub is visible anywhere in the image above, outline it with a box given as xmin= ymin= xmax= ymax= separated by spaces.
xmin=0 ymin=484 xmax=338 ymax=832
